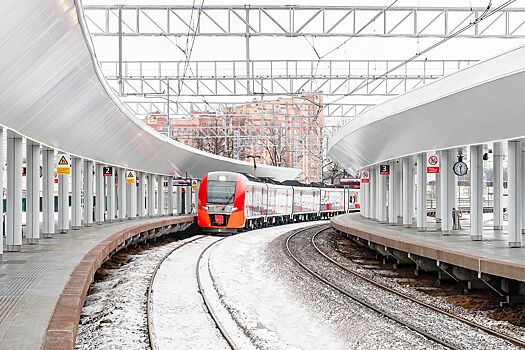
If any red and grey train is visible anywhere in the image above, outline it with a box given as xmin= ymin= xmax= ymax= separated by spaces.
xmin=197 ymin=171 xmax=360 ymax=233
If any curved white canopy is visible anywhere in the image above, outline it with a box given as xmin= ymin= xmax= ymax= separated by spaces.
xmin=328 ymin=45 xmax=525 ymax=173
xmin=0 ymin=0 xmax=300 ymax=181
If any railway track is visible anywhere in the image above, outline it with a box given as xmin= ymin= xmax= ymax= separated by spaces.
xmin=147 ymin=235 xmax=242 ymax=350
xmin=146 ymin=235 xmax=205 ymax=350
xmin=195 ymin=237 xmax=239 ymax=350
xmin=286 ymin=225 xmax=525 ymax=350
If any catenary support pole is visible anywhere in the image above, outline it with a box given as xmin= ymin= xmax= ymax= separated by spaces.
xmin=416 ymin=153 xmax=427 ymax=231
xmin=6 ymin=131 xmax=22 ymax=251
xmin=493 ymin=142 xmax=503 ymax=230
xmin=508 ymin=140 xmax=522 ymax=247
xmin=26 ymin=141 xmax=40 ymax=243
xmin=42 ymin=147 xmax=55 ymax=237
xmin=470 ymin=145 xmax=484 ymax=240
xmin=71 ymin=157 xmax=82 ymax=229
xmin=84 ymin=160 xmax=94 ymax=226
xmin=95 ymin=163 xmax=105 ymax=224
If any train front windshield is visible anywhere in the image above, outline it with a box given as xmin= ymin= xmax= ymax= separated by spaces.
xmin=207 ymin=180 xmax=237 ymax=204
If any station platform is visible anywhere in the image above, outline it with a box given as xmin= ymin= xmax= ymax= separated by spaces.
xmin=0 ymin=215 xmax=195 ymax=350
xmin=332 ymin=213 xmax=525 ymax=284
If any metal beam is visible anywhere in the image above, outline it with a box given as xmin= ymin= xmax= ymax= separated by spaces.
xmin=84 ymin=5 xmax=525 ymax=38
xmin=99 ymin=59 xmax=476 ymax=97
xmin=119 ymin=99 xmax=375 ymax=118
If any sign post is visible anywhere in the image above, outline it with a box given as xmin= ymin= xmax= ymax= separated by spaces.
xmin=427 ymin=154 xmax=440 ymax=173
xmin=56 ymin=154 xmax=71 ymax=175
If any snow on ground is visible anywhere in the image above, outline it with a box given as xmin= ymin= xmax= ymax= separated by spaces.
xmin=208 ymin=221 xmax=342 ymax=350
xmin=150 ymin=236 xmax=230 ymax=350
xmin=75 ymin=236 xmax=200 ymax=350
xmin=207 ymin=221 xmax=443 ymax=350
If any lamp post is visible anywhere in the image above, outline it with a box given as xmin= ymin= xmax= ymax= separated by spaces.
xmin=247 ymin=155 xmax=260 ymax=177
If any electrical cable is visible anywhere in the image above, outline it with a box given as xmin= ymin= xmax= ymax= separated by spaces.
xmin=324 ymin=0 xmax=515 ymax=108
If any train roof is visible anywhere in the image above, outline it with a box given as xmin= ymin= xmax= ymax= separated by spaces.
xmin=239 ymin=172 xmax=350 ymax=188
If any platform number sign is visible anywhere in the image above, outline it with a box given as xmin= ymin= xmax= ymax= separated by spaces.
xmin=56 ymin=154 xmax=71 ymax=175
xmin=103 ymin=166 xmax=113 ymax=177
xmin=427 ymin=154 xmax=440 ymax=174
xmin=361 ymin=171 xmax=370 ymax=183
xmin=379 ymin=164 xmax=390 ymax=175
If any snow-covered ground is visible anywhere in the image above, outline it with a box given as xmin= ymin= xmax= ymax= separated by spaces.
xmin=79 ymin=219 xmax=514 ymax=350
xmin=207 ymin=221 xmax=448 ymax=349
xmin=75 ymin=236 xmax=200 ymax=350
xmin=150 ymin=236 xmax=231 ymax=350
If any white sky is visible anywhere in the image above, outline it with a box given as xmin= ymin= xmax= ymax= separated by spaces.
xmin=82 ymin=0 xmax=525 ymax=108
xmin=83 ymin=0 xmax=525 ymax=60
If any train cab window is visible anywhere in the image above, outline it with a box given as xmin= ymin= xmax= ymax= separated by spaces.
xmin=207 ymin=180 xmax=237 ymax=204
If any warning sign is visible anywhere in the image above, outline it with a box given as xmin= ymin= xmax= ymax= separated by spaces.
xmin=126 ymin=171 xmax=136 ymax=184
xmin=56 ymin=154 xmax=70 ymax=175
xmin=361 ymin=171 xmax=370 ymax=183
xmin=427 ymin=154 xmax=440 ymax=174
xmin=191 ymin=179 xmax=198 ymax=190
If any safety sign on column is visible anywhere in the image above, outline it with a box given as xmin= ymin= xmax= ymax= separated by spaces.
xmin=56 ymin=153 xmax=71 ymax=175
xmin=427 ymin=153 xmax=440 ymax=173
xmin=361 ymin=171 xmax=370 ymax=183
xmin=126 ymin=171 xmax=136 ymax=184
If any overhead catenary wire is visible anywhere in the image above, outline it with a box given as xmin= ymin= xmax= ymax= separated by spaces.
xmin=324 ymin=0 xmax=515 ymax=109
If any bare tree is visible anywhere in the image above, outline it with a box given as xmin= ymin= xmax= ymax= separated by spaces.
xmin=261 ymin=120 xmax=290 ymax=167
xmin=322 ymin=160 xmax=346 ymax=184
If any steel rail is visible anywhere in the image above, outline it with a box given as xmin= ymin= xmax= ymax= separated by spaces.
xmin=311 ymin=228 xmax=525 ymax=349
xmin=195 ymin=237 xmax=239 ymax=350
xmin=285 ymin=225 xmax=458 ymax=350
xmin=146 ymin=235 xmax=206 ymax=350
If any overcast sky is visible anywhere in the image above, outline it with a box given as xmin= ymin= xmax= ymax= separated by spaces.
xmin=82 ymin=0 xmax=525 ymax=109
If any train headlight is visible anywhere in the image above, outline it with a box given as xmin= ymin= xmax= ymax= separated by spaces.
xmin=202 ymin=206 xmax=208 ymax=211
xmin=217 ymin=175 xmax=227 ymax=181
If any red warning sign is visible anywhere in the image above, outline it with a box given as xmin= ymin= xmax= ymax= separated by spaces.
xmin=361 ymin=171 xmax=370 ymax=183
xmin=427 ymin=154 xmax=440 ymax=174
